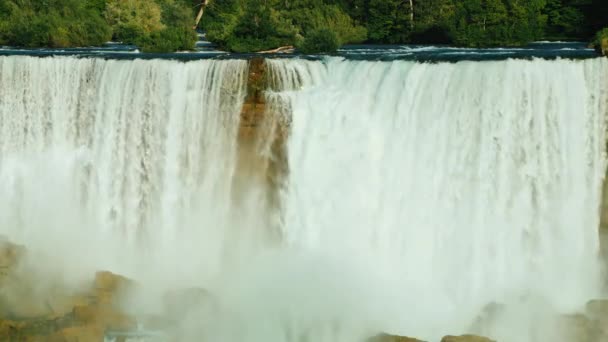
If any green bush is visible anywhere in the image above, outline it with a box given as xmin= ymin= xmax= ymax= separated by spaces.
xmin=286 ymin=4 xmax=367 ymax=45
xmin=0 ymin=0 xmax=112 ymax=48
xmin=136 ymin=26 xmax=197 ymax=53
xmin=298 ymin=28 xmax=339 ymax=54
xmin=593 ymin=28 xmax=608 ymax=55
xmin=108 ymin=0 xmax=197 ymax=52
xmin=222 ymin=0 xmax=295 ymax=52
xmin=113 ymin=23 xmax=147 ymax=44
xmin=201 ymin=0 xmax=243 ymax=46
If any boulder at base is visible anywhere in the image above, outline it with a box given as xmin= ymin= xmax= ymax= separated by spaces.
xmin=0 ymin=267 xmax=137 ymax=341
xmin=441 ymin=335 xmax=495 ymax=342
xmin=586 ymin=299 xmax=608 ymax=318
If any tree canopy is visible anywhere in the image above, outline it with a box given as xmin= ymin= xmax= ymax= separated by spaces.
xmin=202 ymin=0 xmax=608 ymax=51
xmin=0 ymin=0 xmax=607 ymax=52
xmin=0 ymin=0 xmax=197 ymax=52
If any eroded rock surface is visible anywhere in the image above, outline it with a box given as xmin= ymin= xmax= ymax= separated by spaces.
xmin=0 ymin=248 xmax=137 ymax=342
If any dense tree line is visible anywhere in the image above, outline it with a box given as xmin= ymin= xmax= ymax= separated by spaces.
xmin=202 ymin=0 xmax=608 ymax=52
xmin=0 ymin=0 xmax=198 ymax=52
xmin=0 ymin=0 xmax=607 ymax=52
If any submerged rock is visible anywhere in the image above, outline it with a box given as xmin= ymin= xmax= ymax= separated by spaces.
xmin=441 ymin=335 xmax=495 ymax=342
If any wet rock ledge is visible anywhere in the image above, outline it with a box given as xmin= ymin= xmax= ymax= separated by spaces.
xmin=0 ymin=238 xmax=135 ymax=341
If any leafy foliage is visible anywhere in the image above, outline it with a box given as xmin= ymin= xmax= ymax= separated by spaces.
xmin=202 ymin=0 xmax=604 ymax=51
xmin=298 ymin=28 xmax=340 ymax=53
xmin=223 ymin=0 xmax=296 ymax=52
xmin=0 ymin=0 xmax=196 ymax=51
xmin=592 ymin=27 xmax=608 ymax=54
xmin=105 ymin=0 xmax=164 ymax=43
xmin=135 ymin=27 xmax=197 ymax=53
xmin=0 ymin=0 xmax=607 ymax=52
xmin=0 ymin=0 xmax=112 ymax=47
xmin=203 ymin=0 xmax=366 ymax=52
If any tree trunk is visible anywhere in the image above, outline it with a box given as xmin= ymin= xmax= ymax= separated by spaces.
xmin=193 ymin=0 xmax=209 ymax=29
xmin=409 ymin=0 xmax=414 ymax=30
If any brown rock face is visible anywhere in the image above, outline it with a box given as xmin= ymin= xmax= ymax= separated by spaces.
xmin=48 ymin=325 xmax=104 ymax=342
xmin=94 ymin=271 xmax=133 ymax=293
xmin=0 ymin=265 xmax=137 ymax=341
xmin=234 ymin=58 xmax=290 ymax=245
xmin=441 ymin=335 xmax=495 ymax=342
xmin=239 ymin=58 xmax=267 ymax=139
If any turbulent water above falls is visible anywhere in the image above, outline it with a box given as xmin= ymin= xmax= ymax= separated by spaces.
xmin=0 ymin=55 xmax=608 ymax=342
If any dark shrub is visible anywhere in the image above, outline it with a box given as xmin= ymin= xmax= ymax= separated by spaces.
xmin=298 ymin=28 xmax=339 ymax=54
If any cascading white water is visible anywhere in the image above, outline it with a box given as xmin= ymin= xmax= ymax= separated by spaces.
xmin=1 ymin=54 xmax=607 ymax=342
xmin=264 ymin=57 xmax=608 ymax=341
xmin=0 ymin=56 xmax=277 ymax=287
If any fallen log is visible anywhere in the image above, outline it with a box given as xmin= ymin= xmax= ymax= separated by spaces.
xmin=258 ymin=46 xmax=295 ymax=54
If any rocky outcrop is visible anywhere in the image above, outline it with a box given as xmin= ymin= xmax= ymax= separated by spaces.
xmin=239 ymin=57 xmax=292 ymax=141
xmin=0 ymin=242 xmax=137 ymax=342
xmin=239 ymin=58 xmax=268 ymax=140
xmin=235 ymin=58 xmax=290 ymax=239
xmin=0 ymin=239 xmax=219 ymax=341
xmin=0 ymin=271 xmax=136 ymax=340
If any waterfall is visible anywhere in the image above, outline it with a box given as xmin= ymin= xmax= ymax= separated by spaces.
xmin=266 ymin=57 xmax=608 ymax=341
xmin=0 ymin=56 xmax=277 ymax=285
xmin=1 ymin=55 xmax=607 ymax=342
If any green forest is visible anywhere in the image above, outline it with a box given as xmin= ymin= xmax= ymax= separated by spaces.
xmin=0 ymin=0 xmax=607 ymax=53
xmin=0 ymin=0 xmax=199 ymax=52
